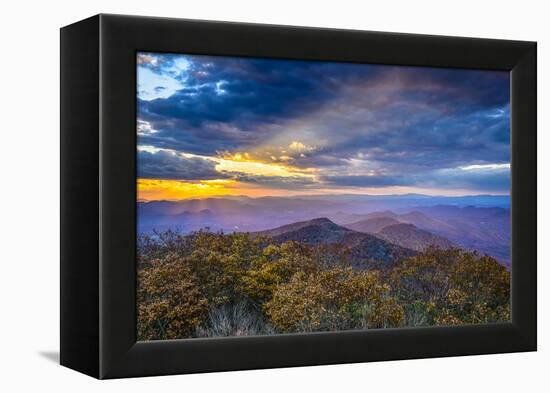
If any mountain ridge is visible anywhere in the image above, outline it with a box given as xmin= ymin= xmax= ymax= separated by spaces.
xmin=254 ymin=217 xmax=416 ymax=269
xmin=376 ymin=222 xmax=454 ymax=251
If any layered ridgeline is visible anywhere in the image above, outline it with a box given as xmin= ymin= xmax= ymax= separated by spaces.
xmin=138 ymin=194 xmax=510 ymax=265
xmin=342 ymin=207 xmax=509 ymax=264
xmin=346 ymin=218 xmax=454 ymax=252
xmin=254 ymin=217 xmax=416 ymax=269
xmin=377 ymin=223 xmax=453 ymax=251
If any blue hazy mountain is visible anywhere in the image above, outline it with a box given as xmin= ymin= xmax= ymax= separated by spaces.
xmin=138 ymin=194 xmax=509 ymax=265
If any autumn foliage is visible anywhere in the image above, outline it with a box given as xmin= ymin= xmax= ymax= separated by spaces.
xmin=137 ymin=230 xmax=510 ymax=340
xmin=265 ymin=267 xmax=403 ymax=332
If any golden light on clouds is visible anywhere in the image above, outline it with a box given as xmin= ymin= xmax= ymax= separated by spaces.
xmin=137 ymin=144 xmax=496 ymax=201
xmin=221 ymin=152 xmax=251 ymax=162
xmin=138 ymin=143 xmax=487 ymax=201
xmin=139 ymin=145 xmax=315 ymax=179
xmin=288 ymin=141 xmax=308 ymax=151
xmin=137 ymin=144 xmax=324 ymax=200
xmin=215 ymin=157 xmax=314 ymax=179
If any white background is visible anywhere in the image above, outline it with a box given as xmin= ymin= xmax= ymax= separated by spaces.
xmin=0 ymin=0 xmax=547 ymax=390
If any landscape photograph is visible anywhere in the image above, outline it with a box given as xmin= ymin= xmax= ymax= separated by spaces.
xmin=136 ymin=52 xmax=511 ymax=341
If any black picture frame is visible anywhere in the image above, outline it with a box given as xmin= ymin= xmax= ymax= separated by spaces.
xmin=60 ymin=14 xmax=537 ymax=379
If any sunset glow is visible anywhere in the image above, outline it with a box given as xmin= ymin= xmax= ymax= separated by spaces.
xmin=138 ymin=179 xmax=236 ymax=200
xmin=137 ymin=52 xmax=510 ymax=201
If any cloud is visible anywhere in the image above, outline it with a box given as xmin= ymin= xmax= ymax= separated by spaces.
xmin=137 ymin=120 xmax=158 ymax=135
xmin=137 ymin=55 xmax=382 ymax=155
xmin=460 ymin=163 xmax=510 ymax=171
xmin=431 ymin=165 xmax=511 ymax=192
xmin=136 ymin=53 xmax=510 ymax=195
xmin=321 ymin=164 xmax=510 ymax=193
xmin=137 ymin=52 xmax=192 ymax=100
xmin=228 ymin=173 xmax=317 ymax=189
xmin=137 ymin=53 xmax=158 ymax=66
xmin=137 ymin=150 xmax=225 ymax=181
xmin=137 ymin=147 xmax=316 ymax=190
xmin=250 ymin=76 xmax=510 ymax=173
xmin=137 ymin=67 xmax=184 ymax=100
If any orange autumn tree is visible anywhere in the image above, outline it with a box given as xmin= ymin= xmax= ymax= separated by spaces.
xmin=390 ymin=247 xmax=510 ymax=326
xmin=137 ymin=253 xmax=208 ymax=340
xmin=264 ymin=266 xmax=404 ymax=332
xmin=242 ymin=241 xmax=319 ymax=303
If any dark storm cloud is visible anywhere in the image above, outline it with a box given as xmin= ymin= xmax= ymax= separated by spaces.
xmin=137 ymin=54 xmax=382 ymax=155
xmin=357 ymin=105 xmax=508 ymax=168
xmin=321 ymin=175 xmax=405 ymax=187
xmin=321 ymin=166 xmax=510 ymax=193
xmin=228 ymin=173 xmax=317 ymax=189
xmin=137 ymin=150 xmax=225 ymax=180
xmin=395 ymin=67 xmax=509 ymax=113
xmin=437 ymin=167 xmax=510 ymax=192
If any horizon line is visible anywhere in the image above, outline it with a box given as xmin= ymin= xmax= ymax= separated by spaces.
xmin=137 ymin=192 xmax=511 ymax=203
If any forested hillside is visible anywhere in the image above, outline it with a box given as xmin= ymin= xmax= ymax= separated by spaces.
xmin=137 ymin=228 xmax=510 ymax=340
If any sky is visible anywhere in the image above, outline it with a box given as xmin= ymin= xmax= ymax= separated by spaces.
xmin=136 ymin=52 xmax=510 ymax=201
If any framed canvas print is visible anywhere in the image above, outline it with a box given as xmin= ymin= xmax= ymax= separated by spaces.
xmin=60 ymin=14 xmax=536 ymax=379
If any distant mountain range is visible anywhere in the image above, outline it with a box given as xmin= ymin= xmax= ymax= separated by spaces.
xmin=344 ymin=213 xmax=454 ymax=251
xmin=138 ymin=194 xmax=510 ymax=265
xmin=342 ymin=208 xmax=509 ymax=264
xmin=376 ymin=223 xmax=454 ymax=251
xmin=255 ymin=217 xmax=416 ymax=269
xmin=346 ymin=216 xmax=402 ymax=233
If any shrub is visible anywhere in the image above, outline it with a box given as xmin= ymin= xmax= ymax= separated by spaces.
xmin=390 ymin=247 xmax=510 ymax=325
xmin=137 ymin=230 xmax=193 ymax=266
xmin=242 ymin=241 xmax=318 ymax=303
xmin=137 ymin=253 xmax=208 ymax=340
xmin=310 ymin=243 xmax=353 ymax=269
xmin=389 ymin=247 xmax=461 ymax=303
xmin=264 ymin=266 xmax=404 ymax=332
xmin=196 ymin=300 xmax=275 ymax=337
xmin=442 ymin=253 xmax=510 ymax=324
xmin=402 ymin=300 xmax=435 ymax=327
xmin=184 ymin=231 xmax=271 ymax=305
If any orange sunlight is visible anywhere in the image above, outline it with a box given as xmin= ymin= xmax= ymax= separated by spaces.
xmin=137 ymin=178 xmax=319 ymax=200
xmin=137 ymin=179 xmax=237 ymax=200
